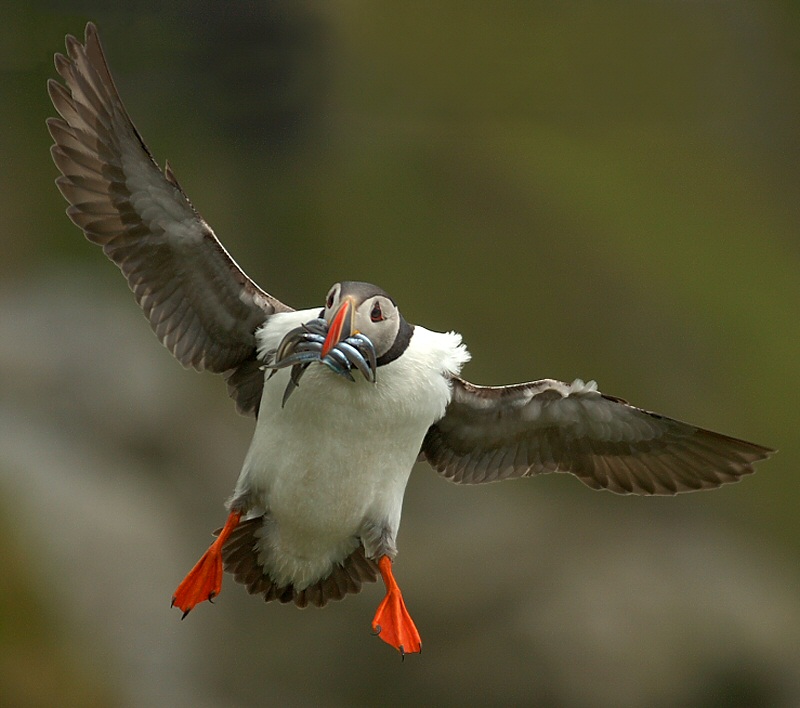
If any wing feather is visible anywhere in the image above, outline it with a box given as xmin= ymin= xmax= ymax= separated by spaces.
xmin=48 ymin=23 xmax=292 ymax=415
xmin=422 ymin=377 xmax=773 ymax=495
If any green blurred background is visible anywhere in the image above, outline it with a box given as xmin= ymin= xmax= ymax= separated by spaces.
xmin=1 ymin=2 xmax=798 ymax=706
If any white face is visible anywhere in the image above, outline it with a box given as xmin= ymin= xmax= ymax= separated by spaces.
xmin=323 ymin=282 xmax=401 ymax=360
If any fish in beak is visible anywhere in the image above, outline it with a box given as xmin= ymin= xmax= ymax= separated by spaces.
xmin=268 ymin=301 xmax=377 ymax=406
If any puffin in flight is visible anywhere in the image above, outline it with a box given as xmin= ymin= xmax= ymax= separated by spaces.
xmin=47 ymin=23 xmax=773 ymax=656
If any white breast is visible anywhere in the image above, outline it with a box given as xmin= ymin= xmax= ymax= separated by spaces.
xmin=232 ymin=310 xmax=470 ymax=588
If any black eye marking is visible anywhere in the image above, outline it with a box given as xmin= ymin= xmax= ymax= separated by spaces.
xmin=370 ymin=301 xmax=384 ymax=322
xmin=326 ymin=291 xmax=335 ymax=309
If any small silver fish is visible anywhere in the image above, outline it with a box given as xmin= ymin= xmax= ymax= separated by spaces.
xmin=269 ymin=318 xmax=378 ymax=406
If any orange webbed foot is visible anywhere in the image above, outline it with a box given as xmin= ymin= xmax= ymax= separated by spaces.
xmin=171 ymin=511 xmax=241 ymax=618
xmin=171 ymin=546 xmax=224 ymax=618
xmin=371 ymin=556 xmax=422 ymax=657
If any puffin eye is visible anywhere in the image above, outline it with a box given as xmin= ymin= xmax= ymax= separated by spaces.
xmin=370 ymin=301 xmax=384 ymax=322
xmin=326 ymin=291 xmax=335 ymax=309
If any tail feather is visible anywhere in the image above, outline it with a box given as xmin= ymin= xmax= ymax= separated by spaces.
xmin=221 ymin=516 xmax=379 ymax=608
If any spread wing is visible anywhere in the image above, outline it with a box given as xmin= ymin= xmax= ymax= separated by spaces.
xmin=421 ymin=377 xmax=773 ymax=495
xmin=47 ymin=23 xmax=292 ymax=415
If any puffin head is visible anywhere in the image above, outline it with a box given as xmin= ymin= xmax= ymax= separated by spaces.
xmin=269 ymin=281 xmax=415 ymax=406
xmin=321 ymin=281 xmax=413 ymax=365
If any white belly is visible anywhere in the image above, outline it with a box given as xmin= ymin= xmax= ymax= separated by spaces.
xmin=232 ymin=316 xmax=469 ymax=589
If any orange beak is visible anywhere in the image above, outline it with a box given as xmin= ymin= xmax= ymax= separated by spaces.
xmin=321 ymin=298 xmax=355 ymax=357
